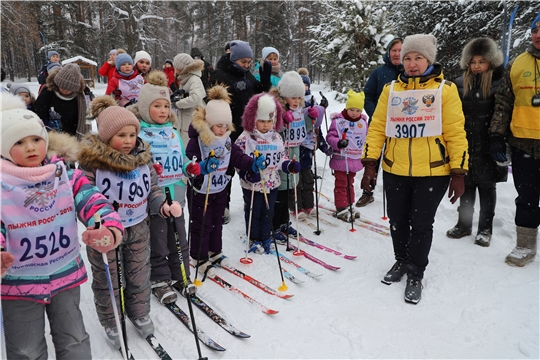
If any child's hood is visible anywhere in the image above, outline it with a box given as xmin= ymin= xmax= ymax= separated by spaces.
xmin=242 ymin=92 xmax=284 ymax=133
xmin=178 ymin=59 xmax=205 ymax=76
xmin=78 ymin=134 xmax=152 ymax=173
xmin=47 ymin=131 xmax=80 ymax=164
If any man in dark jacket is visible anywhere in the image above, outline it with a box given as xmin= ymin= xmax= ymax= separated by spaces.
xmin=357 ymin=37 xmax=403 ymax=207
xmin=191 ymin=47 xmax=214 ymax=90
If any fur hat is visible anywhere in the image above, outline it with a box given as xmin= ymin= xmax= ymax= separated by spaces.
xmin=1 ymin=93 xmax=48 ymax=164
xmin=53 ymin=63 xmax=84 ymax=93
xmin=134 ymin=50 xmax=152 ymax=66
xmin=277 ymin=71 xmax=305 ymax=98
xmin=532 ymin=12 xmax=540 ymax=30
xmin=115 ymin=53 xmax=133 ymax=71
xmin=460 ymin=37 xmax=504 ymax=70
xmin=229 ymin=40 xmax=253 ymax=61
xmin=262 ymin=46 xmax=279 ymax=61
xmin=298 ymin=68 xmax=311 ymax=89
xmin=400 ymin=34 xmax=437 ymax=64
xmin=7 ymin=83 xmax=31 ymax=96
xmin=137 ymin=70 xmax=171 ymax=124
xmin=47 ymin=51 xmax=59 ymax=60
xmin=345 ymin=89 xmax=365 ymax=110
xmin=91 ymin=95 xmax=141 ymax=143
xmin=242 ymin=93 xmax=284 ymax=133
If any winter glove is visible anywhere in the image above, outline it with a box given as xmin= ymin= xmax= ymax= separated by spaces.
xmin=337 ymin=139 xmax=349 ymax=149
xmin=489 ymin=136 xmax=508 ymax=163
xmin=161 ymin=200 xmax=183 ymax=218
xmin=186 ymin=161 xmax=201 ymax=176
xmin=307 ymin=106 xmax=319 ymax=120
xmin=259 ymin=60 xmax=272 ymax=85
xmin=252 ymin=155 xmax=267 ymax=172
xmin=360 ymin=161 xmax=377 ymax=192
xmin=241 ymin=170 xmax=261 ymax=183
xmin=153 ymin=162 xmax=163 ymax=175
xmin=1 ymin=251 xmax=14 ymax=277
xmin=324 ymin=146 xmax=334 ymax=156
xmin=199 ymin=157 xmax=220 ymax=175
xmin=283 ymin=110 xmax=294 ymax=124
xmin=319 ymin=93 xmax=329 ymax=109
xmin=448 ymin=173 xmax=465 ymax=204
xmin=82 ymin=225 xmax=119 ymax=254
xmin=282 ymin=159 xmax=301 ymax=174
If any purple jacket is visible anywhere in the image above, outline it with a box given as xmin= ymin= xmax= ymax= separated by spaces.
xmin=326 ymin=110 xmax=365 ymax=173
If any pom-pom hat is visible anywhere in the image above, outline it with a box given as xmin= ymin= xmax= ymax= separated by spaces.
xmin=277 ymin=71 xmax=305 ymax=98
xmin=400 ymin=34 xmax=438 ymax=64
xmin=137 ymin=70 xmax=171 ymax=124
xmin=91 ymin=95 xmax=141 ymax=143
xmin=205 ymin=86 xmax=233 ymax=127
xmin=1 ymin=93 xmax=48 ymax=164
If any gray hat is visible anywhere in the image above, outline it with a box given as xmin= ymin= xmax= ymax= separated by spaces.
xmin=7 ymin=83 xmax=32 ymax=96
xmin=400 ymin=34 xmax=437 ymax=64
xmin=173 ymin=53 xmax=193 ymax=71
xmin=53 ymin=63 xmax=83 ymax=93
xmin=47 ymin=51 xmax=59 ymax=60
xmin=229 ymin=40 xmax=253 ymax=61
xmin=277 ymin=71 xmax=305 ymax=98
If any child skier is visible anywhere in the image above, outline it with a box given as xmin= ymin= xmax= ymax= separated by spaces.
xmin=129 ymin=70 xmax=201 ymax=304
xmin=78 ymin=95 xmax=182 ymax=348
xmin=326 ymin=89 xmax=368 ymax=221
xmin=0 ymin=93 xmax=123 ymax=358
xmin=105 ymin=53 xmax=145 ymax=107
xmin=185 ymin=85 xmax=266 ymax=277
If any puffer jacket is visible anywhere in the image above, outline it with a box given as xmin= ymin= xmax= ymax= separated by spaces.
xmin=363 ymin=64 xmax=469 ymax=176
xmin=0 ymin=132 xmax=123 ymax=303
xmin=454 ymin=65 xmax=507 ymax=183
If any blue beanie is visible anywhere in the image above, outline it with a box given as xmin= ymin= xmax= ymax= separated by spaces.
xmin=532 ymin=12 xmax=540 ymax=30
xmin=115 ymin=53 xmax=133 ymax=71
xmin=47 ymin=51 xmax=59 ymax=60
xmin=300 ymin=74 xmax=311 ymax=89
xmin=230 ymin=40 xmax=253 ymax=61
xmin=262 ymin=46 xmax=279 ymax=61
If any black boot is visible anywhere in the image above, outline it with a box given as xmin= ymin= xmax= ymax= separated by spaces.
xmin=446 ymin=206 xmax=473 ymax=239
xmin=381 ymin=260 xmax=405 ymax=285
xmin=474 ymin=185 xmax=495 ymax=247
xmin=404 ymin=277 xmax=423 ymax=304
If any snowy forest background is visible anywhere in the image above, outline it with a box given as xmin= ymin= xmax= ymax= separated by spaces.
xmin=0 ymin=1 xmax=537 ymax=95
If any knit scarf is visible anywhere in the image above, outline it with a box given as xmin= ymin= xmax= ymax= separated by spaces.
xmin=54 ymin=90 xmax=88 ymax=140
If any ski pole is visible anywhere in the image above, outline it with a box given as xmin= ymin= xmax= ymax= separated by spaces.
xmin=342 ymin=129 xmax=356 ymax=232
xmin=256 ymin=152 xmax=288 ymax=292
xmin=165 ymin=188 xmax=207 ymax=360
xmin=111 ymin=201 xmax=129 ymax=354
xmin=186 ymin=156 xmax=196 ymax=249
xmin=319 ymin=91 xmax=330 ymax=133
xmin=284 ymin=108 xmax=292 ymax=251
xmin=240 ymin=182 xmax=255 ymax=265
xmin=193 ymin=150 xmax=216 ymax=286
xmin=94 ymin=213 xmax=129 ymax=360
xmin=291 ymin=156 xmax=304 ymax=256
xmin=310 ymin=97 xmax=321 ymax=235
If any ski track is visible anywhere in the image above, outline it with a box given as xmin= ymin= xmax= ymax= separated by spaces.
xmin=8 ymin=81 xmax=538 ymax=359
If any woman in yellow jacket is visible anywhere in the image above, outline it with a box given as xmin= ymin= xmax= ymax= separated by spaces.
xmin=361 ymin=34 xmax=469 ymax=304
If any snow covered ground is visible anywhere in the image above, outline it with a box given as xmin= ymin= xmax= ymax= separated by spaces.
xmin=2 ymin=79 xmax=538 ymax=359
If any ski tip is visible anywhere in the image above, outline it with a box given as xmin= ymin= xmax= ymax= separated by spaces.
xmin=344 ymin=255 xmax=357 ymax=260
xmin=265 ymin=309 xmax=279 ymax=315
xmin=282 ymin=294 xmax=294 ymax=298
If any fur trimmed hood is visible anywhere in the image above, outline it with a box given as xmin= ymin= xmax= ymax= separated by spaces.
xmin=45 ymin=67 xmax=86 ymax=94
xmin=78 ymin=134 xmax=152 ymax=173
xmin=179 ymin=59 xmax=205 ymax=76
xmin=460 ymin=37 xmax=504 ymax=70
xmin=47 ymin=131 xmax=80 ymax=164
xmin=241 ymin=92 xmax=284 ymax=133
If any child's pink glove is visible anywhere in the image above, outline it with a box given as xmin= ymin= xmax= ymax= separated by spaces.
xmin=283 ymin=110 xmax=294 ymax=124
xmin=186 ymin=162 xmax=201 ymax=176
xmin=82 ymin=226 xmax=118 ymax=254
xmin=307 ymin=107 xmax=319 ymax=120
xmin=1 ymin=251 xmax=15 ymax=277
xmin=161 ymin=201 xmax=182 ymax=217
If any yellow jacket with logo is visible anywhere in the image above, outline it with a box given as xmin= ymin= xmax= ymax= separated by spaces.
xmin=363 ymin=65 xmax=469 ymax=177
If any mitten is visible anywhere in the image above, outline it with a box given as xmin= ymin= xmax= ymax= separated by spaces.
xmin=112 ymin=89 xmax=122 ymax=97
xmin=252 ymin=155 xmax=267 ymax=172
xmin=259 ymin=60 xmax=272 ymax=84
xmin=186 ymin=162 xmax=201 ymax=176
xmin=1 ymin=251 xmax=14 ymax=277
xmin=283 ymin=110 xmax=294 ymax=124
xmin=161 ymin=200 xmax=183 ymax=217
xmin=282 ymin=160 xmax=301 ymax=174
xmin=82 ymin=226 xmax=118 ymax=254
xmin=241 ymin=170 xmax=261 ymax=183
xmin=448 ymin=173 xmax=465 ymax=204
xmin=200 ymin=157 xmax=220 ymax=175
xmin=337 ymin=139 xmax=349 ymax=149
xmin=153 ymin=162 xmax=163 ymax=175
xmin=360 ymin=161 xmax=377 ymax=192
xmin=489 ymin=136 xmax=507 ymax=163
xmin=324 ymin=146 xmax=334 ymax=157
xmin=307 ymin=106 xmax=319 ymax=120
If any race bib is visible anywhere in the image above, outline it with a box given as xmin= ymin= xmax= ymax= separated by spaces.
xmin=285 ymin=107 xmax=307 ymax=147
xmin=197 ymin=137 xmax=231 ymax=194
xmin=335 ymin=118 xmax=367 ymax=159
xmin=245 ymin=131 xmax=285 ymax=171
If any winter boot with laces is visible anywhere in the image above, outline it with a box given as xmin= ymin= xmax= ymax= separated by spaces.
xmin=474 ymin=229 xmax=492 ymax=247
xmin=279 ymin=222 xmax=298 ymax=237
xmin=172 ymin=279 xmax=197 ymax=297
xmin=274 ymin=230 xmax=288 ymax=245
xmin=209 ymin=251 xmax=230 ymax=267
xmin=474 ymin=213 xmax=493 ymax=247
xmin=446 ymin=205 xmax=473 ymax=238
xmin=151 ymin=280 xmax=177 ymax=304
xmin=446 ymin=224 xmax=472 ymax=239
xmin=105 ymin=327 xmax=120 ymax=349
xmin=404 ymin=277 xmax=423 ymax=304
xmin=381 ymin=260 xmax=405 ymax=285
xmin=355 ymin=193 xmax=374 ymax=207
xmin=505 ymin=226 xmax=538 ymax=267
xmin=190 ymin=258 xmax=217 ymax=278
xmin=132 ymin=316 xmax=154 ymax=338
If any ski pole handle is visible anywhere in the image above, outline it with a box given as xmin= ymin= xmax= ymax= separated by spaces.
xmin=165 ymin=187 xmax=173 ymax=206
xmin=93 ymin=213 xmax=102 ymax=229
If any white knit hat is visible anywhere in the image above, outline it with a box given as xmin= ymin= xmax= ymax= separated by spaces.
xmin=277 ymin=71 xmax=305 ymax=98
xmin=256 ymin=94 xmax=277 ymax=121
xmin=134 ymin=50 xmax=152 ymax=66
xmin=400 ymin=34 xmax=438 ymax=64
xmin=1 ymin=93 xmax=48 ymax=164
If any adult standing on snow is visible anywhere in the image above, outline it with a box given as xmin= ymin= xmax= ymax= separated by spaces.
xmin=489 ymin=12 xmax=540 ymax=267
xmin=357 ymin=37 xmax=403 ymax=207
xmin=361 ymin=34 xmax=469 ymax=304
xmin=446 ymin=37 xmax=507 ymax=247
